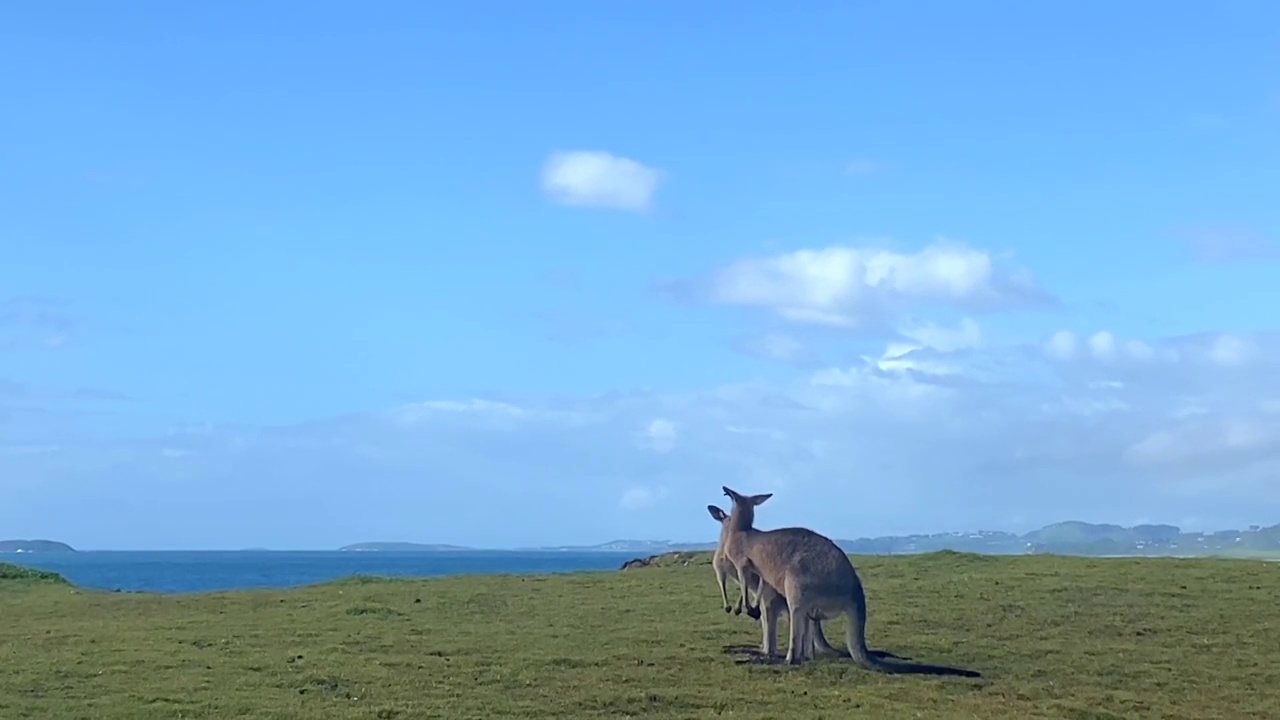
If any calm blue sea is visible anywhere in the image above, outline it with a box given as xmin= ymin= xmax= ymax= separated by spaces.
xmin=4 ymin=550 xmax=641 ymax=593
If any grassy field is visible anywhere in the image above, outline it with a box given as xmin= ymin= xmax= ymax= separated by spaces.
xmin=2 ymin=552 xmax=1278 ymax=719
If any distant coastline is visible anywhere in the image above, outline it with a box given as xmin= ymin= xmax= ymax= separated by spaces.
xmin=336 ymin=520 xmax=1280 ymax=559
xmin=0 ymin=539 xmax=76 ymax=553
xmin=7 ymin=519 xmax=1279 ymax=558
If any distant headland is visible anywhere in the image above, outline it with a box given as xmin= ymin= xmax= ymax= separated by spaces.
xmin=0 ymin=539 xmax=76 ymax=553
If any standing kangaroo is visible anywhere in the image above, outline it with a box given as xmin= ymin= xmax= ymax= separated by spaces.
xmin=718 ymin=485 xmax=980 ymax=676
xmin=708 ymin=504 xmax=841 ymax=658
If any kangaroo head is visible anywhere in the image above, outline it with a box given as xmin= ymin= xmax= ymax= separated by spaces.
xmin=721 ymin=486 xmax=773 ymax=528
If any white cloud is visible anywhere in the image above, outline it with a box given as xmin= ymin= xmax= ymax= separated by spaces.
xmin=869 ymin=318 xmax=983 ymax=378
xmin=1044 ymin=330 xmax=1078 ymax=361
xmin=5 ymin=330 xmax=1280 ymax=548
xmin=875 ymin=346 xmax=960 ymax=377
xmin=1207 ymin=334 xmax=1256 ymax=367
xmin=1043 ymin=330 xmax=1172 ymax=364
xmin=701 ymin=240 xmax=1050 ymax=329
xmin=1087 ymin=331 xmax=1117 ymax=362
xmin=539 ymin=150 xmax=662 ymax=212
xmin=642 ymin=418 xmax=678 ymax=453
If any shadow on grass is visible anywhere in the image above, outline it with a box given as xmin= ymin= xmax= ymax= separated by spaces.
xmin=722 ymin=643 xmax=914 ymax=666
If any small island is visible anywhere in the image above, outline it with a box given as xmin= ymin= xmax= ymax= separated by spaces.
xmin=0 ymin=539 xmax=76 ymax=553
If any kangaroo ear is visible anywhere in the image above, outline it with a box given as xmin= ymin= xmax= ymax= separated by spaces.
xmin=706 ymin=505 xmax=728 ymax=522
xmin=750 ymin=493 xmax=773 ymax=506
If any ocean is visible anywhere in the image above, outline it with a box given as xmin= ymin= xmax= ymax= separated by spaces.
xmin=3 ymin=550 xmax=643 ymax=593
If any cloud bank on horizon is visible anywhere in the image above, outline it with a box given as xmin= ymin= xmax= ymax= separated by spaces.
xmin=3 ymin=3 xmax=1279 ymax=549
xmin=5 ymin=244 xmax=1278 ymax=548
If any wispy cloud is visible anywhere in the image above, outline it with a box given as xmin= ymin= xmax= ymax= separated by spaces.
xmin=672 ymin=239 xmax=1054 ymax=332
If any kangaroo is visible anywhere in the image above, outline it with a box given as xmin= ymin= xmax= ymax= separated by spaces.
xmin=708 ymin=504 xmax=841 ymax=658
xmin=718 ymin=485 xmax=981 ymax=676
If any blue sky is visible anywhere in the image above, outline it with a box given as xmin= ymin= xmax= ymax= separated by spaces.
xmin=2 ymin=2 xmax=1279 ymax=549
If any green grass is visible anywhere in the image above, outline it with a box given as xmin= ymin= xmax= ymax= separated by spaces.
xmin=2 ymin=552 xmax=1277 ymax=719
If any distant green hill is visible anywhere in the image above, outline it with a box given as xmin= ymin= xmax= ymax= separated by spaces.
xmin=587 ymin=521 xmax=1280 ymax=559
xmin=0 ymin=539 xmax=75 ymax=553
xmin=1024 ymin=521 xmax=1129 ymax=544
xmin=834 ymin=521 xmax=1280 ymax=559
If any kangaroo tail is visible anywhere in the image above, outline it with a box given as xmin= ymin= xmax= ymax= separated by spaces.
xmin=845 ymin=586 xmax=981 ymax=678
xmin=804 ymin=610 xmax=910 ymax=661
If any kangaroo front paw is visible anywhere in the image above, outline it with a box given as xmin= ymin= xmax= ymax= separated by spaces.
xmin=745 ymin=605 xmax=761 ymax=620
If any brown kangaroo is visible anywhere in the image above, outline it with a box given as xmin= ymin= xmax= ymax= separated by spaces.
xmin=718 ymin=485 xmax=980 ymax=676
xmin=708 ymin=504 xmax=840 ymax=658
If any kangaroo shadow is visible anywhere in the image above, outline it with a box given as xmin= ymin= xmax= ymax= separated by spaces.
xmin=733 ymin=605 xmax=911 ymax=662
xmin=722 ymin=644 xmax=913 ymax=665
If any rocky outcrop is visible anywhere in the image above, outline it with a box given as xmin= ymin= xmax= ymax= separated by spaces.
xmin=619 ymin=550 xmax=710 ymax=570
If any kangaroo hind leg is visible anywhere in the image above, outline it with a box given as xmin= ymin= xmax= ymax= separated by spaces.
xmin=784 ymin=597 xmax=811 ymax=666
